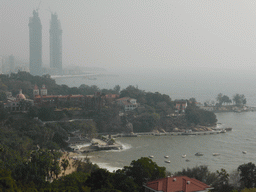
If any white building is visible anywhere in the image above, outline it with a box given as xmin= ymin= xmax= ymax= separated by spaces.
xmin=116 ymin=97 xmax=140 ymax=111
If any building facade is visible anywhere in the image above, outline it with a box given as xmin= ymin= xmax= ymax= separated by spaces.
xmin=29 ymin=10 xmax=42 ymax=76
xmin=116 ymin=97 xmax=140 ymax=111
xmin=50 ymin=13 xmax=62 ymax=72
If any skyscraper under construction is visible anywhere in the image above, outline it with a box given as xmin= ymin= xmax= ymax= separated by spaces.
xmin=50 ymin=13 xmax=62 ymax=72
xmin=29 ymin=10 xmax=42 ymax=76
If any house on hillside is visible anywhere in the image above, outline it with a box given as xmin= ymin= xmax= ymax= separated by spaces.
xmin=144 ymin=176 xmax=213 ymax=192
xmin=4 ymin=89 xmax=34 ymax=111
xmin=116 ymin=97 xmax=140 ymax=111
xmin=175 ymin=100 xmax=187 ymax=113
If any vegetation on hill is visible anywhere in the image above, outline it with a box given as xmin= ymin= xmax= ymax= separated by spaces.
xmin=0 ymin=71 xmax=217 ymax=134
xmin=216 ymin=93 xmax=247 ymax=107
xmin=1 ymin=151 xmax=256 ymax=192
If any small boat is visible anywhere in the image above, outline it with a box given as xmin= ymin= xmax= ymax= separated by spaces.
xmin=149 ymin=155 xmax=154 ymax=158
xmin=212 ymin=153 xmax=220 ymax=156
xmin=185 ymin=159 xmax=190 ymax=162
xmin=182 ymin=154 xmax=186 ymax=158
xmin=182 ymin=129 xmax=196 ymax=135
xmin=165 ymin=160 xmax=171 ymax=163
xmin=164 ymin=156 xmax=169 ymax=158
xmin=195 ymin=152 xmax=203 ymax=156
xmin=225 ymin=127 xmax=233 ymax=131
xmin=220 ymin=129 xmax=226 ymax=133
xmin=242 ymin=151 xmax=247 ymax=154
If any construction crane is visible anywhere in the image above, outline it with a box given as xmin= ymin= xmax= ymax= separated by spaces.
xmin=36 ymin=1 xmax=41 ymax=12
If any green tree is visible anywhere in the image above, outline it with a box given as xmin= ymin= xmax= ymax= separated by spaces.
xmin=233 ymin=94 xmax=246 ymax=106
xmin=14 ymin=149 xmax=61 ymax=187
xmin=212 ymin=168 xmax=233 ymax=192
xmin=238 ymin=162 xmax=256 ymax=189
xmin=222 ymin=95 xmax=232 ymax=105
xmin=241 ymin=188 xmax=256 ymax=192
xmin=73 ymin=158 xmax=99 ymax=174
xmin=61 ymin=159 xmax=69 ymax=175
xmin=175 ymin=165 xmax=217 ymax=185
xmin=0 ymin=169 xmax=20 ymax=192
xmin=50 ymin=171 xmax=89 ymax=192
xmin=123 ymin=157 xmax=166 ymax=191
xmin=38 ymin=107 xmax=56 ymax=121
xmin=113 ymin=85 xmax=121 ymax=94
xmin=0 ymin=92 xmax=7 ymax=101
xmin=85 ymin=168 xmax=114 ymax=191
xmin=120 ymin=85 xmax=145 ymax=100
xmin=112 ymin=169 xmax=139 ymax=192
xmin=217 ymin=93 xmax=223 ymax=106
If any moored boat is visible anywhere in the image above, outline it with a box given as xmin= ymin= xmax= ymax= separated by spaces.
xmin=182 ymin=154 xmax=186 ymax=158
xmin=212 ymin=153 xmax=220 ymax=156
xmin=195 ymin=152 xmax=203 ymax=156
xmin=220 ymin=129 xmax=226 ymax=133
xmin=164 ymin=156 xmax=169 ymax=158
xmin=149 ymin=155 xmax=154 ymax=158
xmin=165 ymin=160 xmax=171 ymax=163
xmin=182 ymin=129 xmax=196 ymax=135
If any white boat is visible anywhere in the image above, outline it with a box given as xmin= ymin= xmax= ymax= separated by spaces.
xmin=164 ymin=156 xmax=169 ymax=158
xmin=149 ymin=155 xmax=154 ymax=158
xmin=165 ymin=160 xmax=171 ymax=163
xmin=242 ymin=151 xmax=247 ymax=154
xmin=182 ymin=154 xmax=186 ymax=158
xmin=195 ymin=152 xmax=203 ymax=156
xmin=182 ymin=129 xmax=196 ymax=135
xmin=212 ymin=153 xmax=220 ymax=156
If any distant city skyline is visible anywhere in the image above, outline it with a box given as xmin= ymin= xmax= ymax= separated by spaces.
xmin=2 ymin=1 xmax=256 ymax=72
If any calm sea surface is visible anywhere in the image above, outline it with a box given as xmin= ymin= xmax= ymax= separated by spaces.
xmin=55 ymin=68 xmax=256 ymax=106
xmin=88 ymin=112 xmax=256 ymax=173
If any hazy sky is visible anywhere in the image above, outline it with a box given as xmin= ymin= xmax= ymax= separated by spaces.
xmin=1 ymin=0 xmax=256 ymax=71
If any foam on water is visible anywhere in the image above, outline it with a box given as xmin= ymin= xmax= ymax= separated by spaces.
xmin=91 ymin=162 xmax=122 ymax=173
xmin=102 ymin=142 xmax=132 ymax=153
xmin=76 ymin=143 xmax=91 ymax=149
xmin=119 ymin=142 xmax=132 ymax=151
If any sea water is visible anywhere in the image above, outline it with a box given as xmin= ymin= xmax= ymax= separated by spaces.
xmin=54 ymin=68 xmax=256 ymax=172
xmin=54 ymin=67 xmax=256 ymax=106
xmin=89 ymin=112 xmax=256 ymax=173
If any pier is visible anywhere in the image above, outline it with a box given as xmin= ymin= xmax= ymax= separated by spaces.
xmin=109 ymin=130 xmax=227 ymax=138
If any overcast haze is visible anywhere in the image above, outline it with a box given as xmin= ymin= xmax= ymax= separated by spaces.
xmin=2 ymin=0 xmax=256 ymax=72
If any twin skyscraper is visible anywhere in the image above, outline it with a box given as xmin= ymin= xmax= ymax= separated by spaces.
xmin=29 ymin=10 xmax=62 ymax=76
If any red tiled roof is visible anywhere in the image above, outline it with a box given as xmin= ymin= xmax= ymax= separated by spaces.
xmin=116 ymin=97 xmax=130 ymax=101
xmin=105 ymin=94 xmax=119 ymax=98
xmin=145 ymin=176 xmax=212 ymax=192
xmin=70 ymin=95 xmax=84 ymax=98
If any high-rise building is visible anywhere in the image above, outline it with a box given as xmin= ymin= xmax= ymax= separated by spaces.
xmin=29 ymin=10 xmax=42 ymax=76
xmin=50 ymin=13 xmax=62 ymax=72
xmin=9 ymin=55 xmax=15 ymax=73
xmin=1 ymin=55 xmax=15 ymax=74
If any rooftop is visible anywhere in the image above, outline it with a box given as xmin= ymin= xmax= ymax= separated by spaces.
xmin=145 ymin=176 xmax=212 ymax=192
